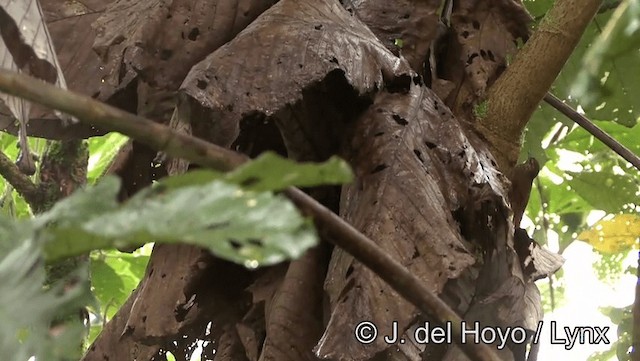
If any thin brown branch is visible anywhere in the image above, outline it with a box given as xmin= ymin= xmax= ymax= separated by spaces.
xmin=478 ymin=0 xmax=603 ymax=172
xmin=0 ymin=69 xmax=503 ymax=361
xmin=0 ymin=70 xmax=247 ymax=172
xmin=0 ymin=149 xmax=40 ymax=207
xmin=544 ymin=92 xmax=640 ymax=172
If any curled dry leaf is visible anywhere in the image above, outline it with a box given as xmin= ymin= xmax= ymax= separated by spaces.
xmin=514 ymin=228 xmax=564 ymax=283
xmin=179 ymin=0 xmax=415 ymax=160
xmin=0 ymin=0 xmax=75 ymax=173
xmin=92 ymin=0 xmax=278 ymax=97
xmin=0 ymin=0 xmax=107 ymax=140
xmin=316 ymin=81 xmax=513 ymax=360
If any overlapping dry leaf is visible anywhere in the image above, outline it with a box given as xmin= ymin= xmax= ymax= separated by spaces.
xmin=258 ymin=248 xmax=327 ymax=361
xmin=179 ymin=0 xmax=414 ymax=159
xmin=0 ymin=0 xmax=77 ymax=172
xmin=93 ymin=0 xmax=278 ymax=96
xmin=316 ymin=81 xmax=512 ymax=360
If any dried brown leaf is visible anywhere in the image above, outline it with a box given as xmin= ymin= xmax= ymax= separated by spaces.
xmin=179 ymin=0 xmax=414 ymax=157
xmin=0 ymin=0 xmax=109 ymax=139
xmin=258 ymin=247 xmax=327 ymax=361
xmin=316 ymin=81 xmax=511 ymax=359
xmin=344 ymin=0 xmax=441 ymax=73
xmin=438 ymin=0 xmax=532 ymax=119
xmin=93 ymin=0 xmax=277 ymax=96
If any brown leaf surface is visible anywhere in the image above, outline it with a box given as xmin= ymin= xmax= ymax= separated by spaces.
xmin=343 ymin=0 xmax=441 ymax=73
xmin=214 ymin=323 xmax=251 ymax=361
xmin=2 ymin=0 xmax=278 ymax=140
xmin=316 ymin=80 xmax=512 ymax=359
xmin=93 ymin=0 xmax=278 ymax=96
xmin=179 ymin=0 xmax=414 ymax=159
xmin=0 ymin=0 xmax=110 ymax=140
xmin=258 ymin=246 xmax=328 ymax=361
xmin=514 ymin=228 xmax=564 ymax=282
xmin=438 ymin=0 xmax=531 ymax=119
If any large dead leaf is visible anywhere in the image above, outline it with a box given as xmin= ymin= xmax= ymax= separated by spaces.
xmin=92 ymin=0 xmax=278 ymax=97
xmin=0 ymin=0 xmax=111 ymax=140
xmin=316 ymin=81 xmax=511 ymax=360
xmin=0 ymin=0 xmax=74 ymax=172
xmin=258 ymin=247 xmax=327 ymax=361
xmin=179 ymin=0 xmax=414 ymax=159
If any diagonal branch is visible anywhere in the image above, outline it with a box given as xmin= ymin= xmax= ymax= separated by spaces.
xmin=0 ymin=69 xmax=502 ymax=361
xmin=478 ymin=0 xmax=603 ymax=172
xmin=0 ymin=148 xmax=40 ymax=207
xmin=544 ymin=92 xmax=640 ymax=172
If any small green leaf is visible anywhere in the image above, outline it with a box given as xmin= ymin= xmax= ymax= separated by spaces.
xmin=225 ymin=152 xmax=353 ymax=191
xmin=87 ymin=133 xmax=129 ymax=183
xmin=159 ymin=151 xmax=353 ymax=192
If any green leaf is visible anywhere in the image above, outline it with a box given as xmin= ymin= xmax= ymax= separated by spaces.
xmin=0 ymin=233 xmax=89 ymax=361
xmin=566 ymin=171 xmax=638 ymax=213
xmin=87 ymin=133 xmax=129 ymax=183
xmin=41 ymin=176 xmax=318 ymax=267
xmin=90 ymin=251 xmax=149 ymax=319
xmin=557 ymin=120 xmax=640 ymax=155
xmin=225 ymin=152 xmax=353 ymax=191
xmin=523 ymin=0 xmax=554 ymax=20
xmin=529 ymin=6 xmax=639 ymax=130
xmin=519 ymin=108 xmax=558 ymax=165
xmin=160 ymin=152 xmax=353 ymax=192
xmin=39 ymin=152 xmax=351 ymax=266
xmin=572 ymin=0 xmax=640 ymax=122
xmin=33 ymin=177 xmax=121 ymax=229
xmin=539 ymin=164 xmax=592 ymax=215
